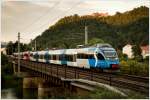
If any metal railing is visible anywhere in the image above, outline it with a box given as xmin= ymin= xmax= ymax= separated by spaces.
xmin=9 ymin=57 xmax=149 ymax=94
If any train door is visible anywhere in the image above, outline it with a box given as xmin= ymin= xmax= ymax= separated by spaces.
xmin=61 ymin=54 xmax=67 ymax=65
xmin=44 ymin=52 xmax=50 ymax=63
xmin=96 ymin=53 xmax=108 ymax=69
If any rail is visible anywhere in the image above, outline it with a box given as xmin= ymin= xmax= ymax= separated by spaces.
xmin=9 ymin=58 xmax=149 ymax=94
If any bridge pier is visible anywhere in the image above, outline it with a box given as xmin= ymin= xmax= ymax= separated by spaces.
xmin=22 ymin=77 xmax=51 ymax=98
xmin=12 ymin=61 xmax=17 ymax=74
xmin=23 ymin=77 xmax=39 ymax=88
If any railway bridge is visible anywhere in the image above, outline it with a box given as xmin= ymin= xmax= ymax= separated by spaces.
xmin=8 ymin=57 xmax=149 ymax=98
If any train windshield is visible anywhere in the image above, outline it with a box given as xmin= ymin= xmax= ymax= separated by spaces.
xmin=103 ymin=50 xmax=117 ymax=58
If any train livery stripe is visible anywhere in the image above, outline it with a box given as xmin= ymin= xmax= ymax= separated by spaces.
xmin=88 ymin=59 xmax=96 ymax=68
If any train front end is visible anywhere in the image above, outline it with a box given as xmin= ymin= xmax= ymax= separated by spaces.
xmin=102 ymin=48 xmax=119 ymax=70
xmin=95 ymin=44 xmax=119 ymax=70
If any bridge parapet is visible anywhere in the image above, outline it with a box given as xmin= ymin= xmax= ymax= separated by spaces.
xmin=8 ymin=57 xmax=149 ymax=95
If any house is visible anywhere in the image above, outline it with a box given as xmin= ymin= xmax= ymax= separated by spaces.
xmin=122 ymin=44 xmax=149 ymax=59
xmin=122 ymin=44 xmax=134 ymax=58
xmin=141 ymin=45 xmax=149 ymax=58
xmin=1 ymin=47 xmax=7 ymax=55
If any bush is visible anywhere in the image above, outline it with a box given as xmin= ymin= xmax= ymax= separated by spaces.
xmin=1 ymin=53 xmax=8 ymax=65
xmin=119 ymin=60 xmax=148 ymax=76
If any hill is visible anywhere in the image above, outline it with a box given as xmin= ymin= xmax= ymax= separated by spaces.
xmin=33 ymin=6 xmax=149 ymax=50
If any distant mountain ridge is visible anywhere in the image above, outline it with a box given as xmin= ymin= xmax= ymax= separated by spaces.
xmin=33 ymin=6 xmax=149 ymax=50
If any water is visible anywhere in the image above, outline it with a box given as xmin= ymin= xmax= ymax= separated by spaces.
xmin=1 ymin=89 xmax=17 ymax=99
xmin=1 ymin=86 xmax=73 ymax=99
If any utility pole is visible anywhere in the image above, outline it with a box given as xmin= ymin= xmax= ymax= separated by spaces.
xmin=18 ymin=32 xmax=20 ymax=74
xmin=35 ymin=39 xmax=36 ymax=51
xmin=30 ymin=39 xmax=32 ymax=51
xmin=85 ymin=26 xmax=88 ymax=45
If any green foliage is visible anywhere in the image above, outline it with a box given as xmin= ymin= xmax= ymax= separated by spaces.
xmin=117 ymin=50 xmax=128 ymax=61
xmin=144 ymin=56 xmax=149 ymax=62
xmin=1 ymin=54 xmax=22 ymax=90
xmin=6 ymin=41 xmax=14 ymax=55
xmin=1 ymin=53 xmax=8 ymax=65
xmin=88 ymin=38 xmax=104 ymax=46
xmin=76 ymin=87 xmax=147 ymax=99
xmin=132 ymin=45 xmax=142 ymax=57
xmin=119 ymin=60 xmax=149 ymax=76
xmin=6 ymin=41 xmax=31 ymax=55
xmin=32 ymin=6 xmax=149 ymax=50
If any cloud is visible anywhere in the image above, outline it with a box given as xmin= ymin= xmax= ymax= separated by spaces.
xmin=1 ymin=0 xmax=149 ymax=43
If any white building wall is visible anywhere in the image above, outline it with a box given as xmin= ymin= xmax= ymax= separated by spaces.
xmin=1 ymin=48 xmax=7 ymax=55
xmin=141 ymin=49 xmax=149 ymax=58
xmin=122 ymin=44 xmax=134 ymax=58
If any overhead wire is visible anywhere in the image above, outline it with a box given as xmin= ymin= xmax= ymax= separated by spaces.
xmin=27 ymin=0 xmax=83 ymax=35
xmin=21 ymin=0 xmax=63 ymax=33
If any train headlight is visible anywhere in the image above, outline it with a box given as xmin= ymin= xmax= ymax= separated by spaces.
xmin=115 ymin=58 xmax=118 ymax=60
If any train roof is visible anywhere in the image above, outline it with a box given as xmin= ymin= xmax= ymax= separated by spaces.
xmin=13 ymin=43 xmax=116 ymax=55
xmin=99 ymin=47 xmax=115 ymax=51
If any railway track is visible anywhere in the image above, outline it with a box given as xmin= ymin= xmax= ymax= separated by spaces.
xmin=10 ymin=58 xmax=149 ymax=95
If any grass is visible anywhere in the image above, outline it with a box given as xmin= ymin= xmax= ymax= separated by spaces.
xmin=71 ymin=87 xmax=148 ymax=99
xmin=117 ymin=87 xmax=148 ymax=99
xmin=86 ymin=87 xmax=126 ymax=99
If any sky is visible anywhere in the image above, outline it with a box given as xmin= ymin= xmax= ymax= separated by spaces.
xmin=1 ymin=0 xmax=150 ymax=43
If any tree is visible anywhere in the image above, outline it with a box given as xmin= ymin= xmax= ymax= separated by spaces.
xmin=6 ymin=41 xmax=31 ymax=55
xmin=88 ymin=38 xmax=104 ymax=46
xmin=31 ymin=6 xmax=148 ymax=50
xmin=132 ymin=44 xmax=143 ymax=61
xmin=6 ymin=41 xmax=14 ymax=55
xmin=62 ymin=42 xmax=71 ymax=49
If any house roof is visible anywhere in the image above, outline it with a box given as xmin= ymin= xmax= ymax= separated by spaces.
xmin=141 ymin=45 xmax=149 ymax=52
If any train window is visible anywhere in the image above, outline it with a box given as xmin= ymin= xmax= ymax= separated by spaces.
xmin=34 ymin=54 xmax=39 ymax=59
xmin=53 ymin=55 xmax=56 ymax=60
xmin=77 ymin=53 xmax=88 ymax=59
xmin=67 ymin=55 xmax=70 ymax=61
xmin=70 ymin=55 xmax=72 ymax=61
xmin=97 ymin=53 xmax=104 ymax=60
xmin=49 ymin=55 xmax=52 ymax=60
xmin=63 ymin=54 xmax=67 ymax=61
xmin=81 ymin=54 xmax=84 ymax=59
xmin=52 ymin=55 xmax=54 ymax=60
xmin=49 ymin=55 xmax=51 ymax=60
xmin=79 ymin=54 xmax=81 ymax=59
xmin=85 ymin=54 xmax=88 ymax=59
xmin=88 ymin=54 xmax=95 ymax=59
xmin=77 ymin=54 xmax=80 ymax=59
xmin=68 ymin=55 xmax=70 ymax=61
xmin=69 ymin=55 xmax=70 ymax=61
xmin=61 ymin=54 xmax=65 ymax=61
xmin=59 ymin=55 xmax=64 ymax=60
xmin=66 ymin=55 xmax=68 ymax=61
xmin=66 ymin=55 xmax=73 ymax=62
xmin=39 ymin=55 xmax=42 ymax=59
xmin=44 ymin=54 xmax=50 ymax=60
xmin=79 ymin=54 xmax=82 ymax=59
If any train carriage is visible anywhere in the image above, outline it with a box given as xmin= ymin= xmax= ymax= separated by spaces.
xmin=13 ymin=43 xmax=119 ymax=71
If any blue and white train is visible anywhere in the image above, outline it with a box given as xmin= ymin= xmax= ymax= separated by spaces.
xmin=13 ymin=44 xmax=119 ymax=70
